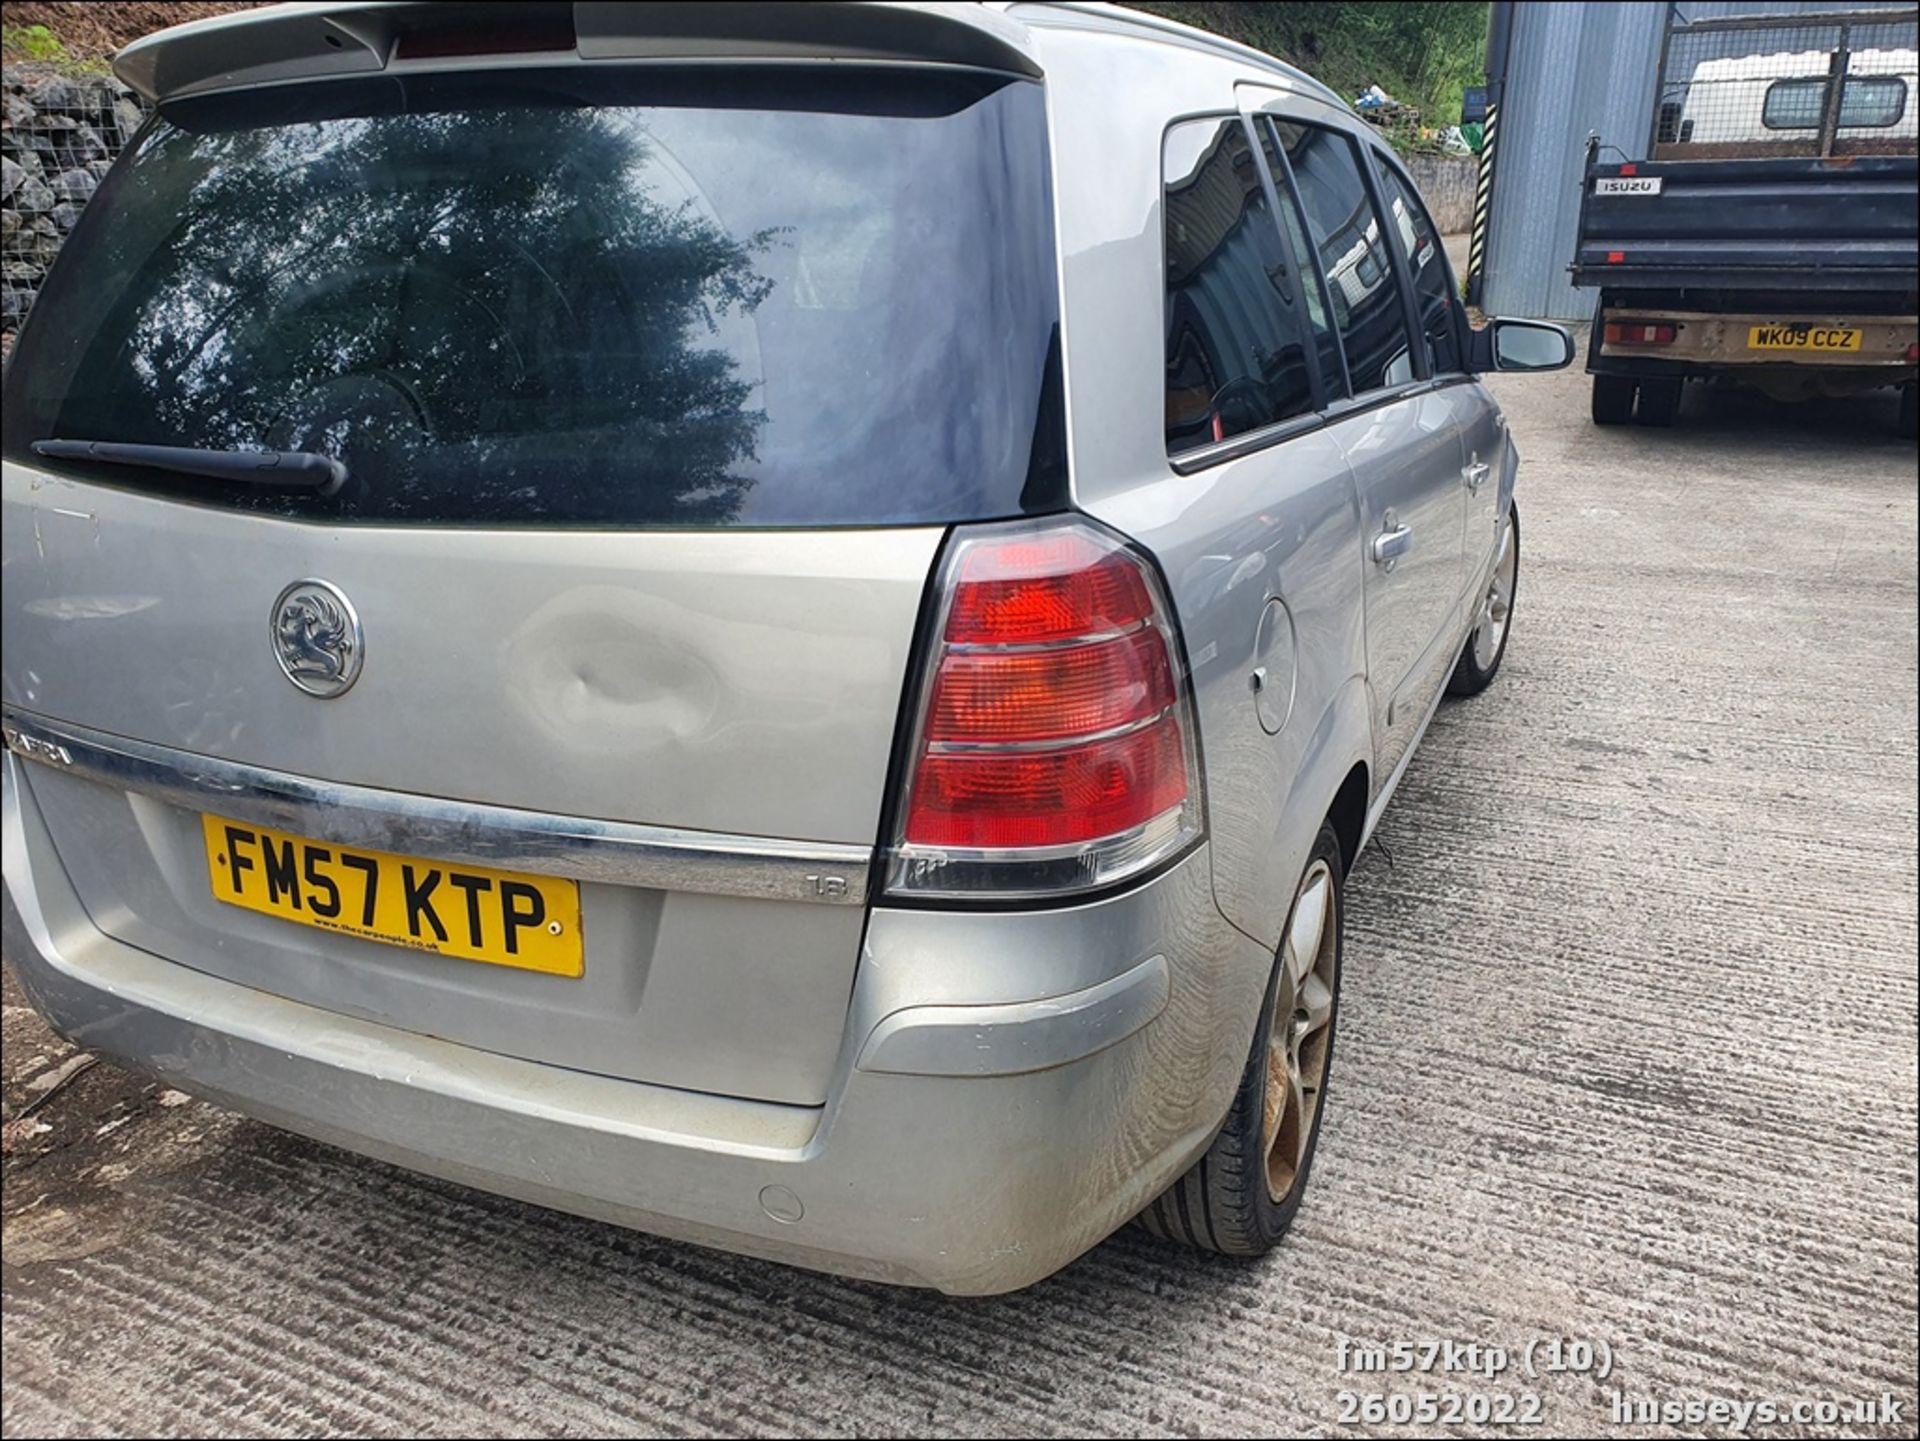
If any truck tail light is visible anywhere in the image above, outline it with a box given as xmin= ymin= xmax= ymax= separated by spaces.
xmin=1604 ymin=322 xmax=1677 ymax=346
xmin=886 ymin=518 xmax=1204 ymax=899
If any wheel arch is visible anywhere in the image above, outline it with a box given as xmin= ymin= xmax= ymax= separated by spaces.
xmin=1325 ymin=759 xmax=1369 ymax=879
xmin=1229 ymin=672 xmax=1373 ymax=949
xmin=1497 ymin=431 xmax=1520 ymax=516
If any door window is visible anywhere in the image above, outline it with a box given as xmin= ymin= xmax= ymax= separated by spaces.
xmin=1374 ymin=162 xmax=1464 ymax=375
xmin=1163 ymin=117 xmax=1318 ymax=455
xmin=1272 ymin=121 xmax=1416 ymax=394
xmin=1256 ymin=119 xmax=1348 ymax=402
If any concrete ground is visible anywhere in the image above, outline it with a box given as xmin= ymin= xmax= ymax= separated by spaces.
xmin=3 ymin=355 xmax=1916 ymax=1438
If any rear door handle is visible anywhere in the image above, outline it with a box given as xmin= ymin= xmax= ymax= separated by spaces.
xmin=1464 ymin=459 xmax=1491 ymax=492
xmin=1372 ymin=521 xmax=1414 ymax=569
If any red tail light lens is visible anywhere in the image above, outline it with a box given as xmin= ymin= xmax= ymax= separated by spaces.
xmin=925 ymin=630 xmax=1175 ymax=744
xmin=942 ymin=531 xmax=1155 ymax=645
xmin=1604 ymin=322 xmax=1677 ymax=346
xmin=906 ymin=722 xmax=1190 ymax=850
xmin=887 ymin=518 xmax=1204 ymax=899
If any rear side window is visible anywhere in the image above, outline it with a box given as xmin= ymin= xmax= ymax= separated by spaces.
xmin=1374 ymin=163 xmax=1464 ymax=375
xmin=1256 ymin=119 xmax=1348 ymax=402
xmin=1163 ymin=117 xmax=1317 ymax=455
xmin=1 ymin=68 xmax=1064 ymax=528
xmin=1274 ymin=121 xmax=1416 ymax=395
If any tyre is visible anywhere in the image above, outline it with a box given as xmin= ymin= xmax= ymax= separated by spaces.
xmin=1140 ymin=824 xmax=1343 ymax=1257
xmin=1900 ymin=383 xmax=1916 ymax=441
xmin=1448 ymin=501 xmax=1518 ymax=698
xmin=1635 ymin=376 xmax=1682 ymax=426
xmin=1591 ymin=375 xmax=1635 ymax=426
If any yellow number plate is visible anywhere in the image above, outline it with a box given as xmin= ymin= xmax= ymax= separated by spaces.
xmin=202 ymin=814 xmax=583 ymax=976
xmin=1747 ymin=325 xmax=1862 ymax=353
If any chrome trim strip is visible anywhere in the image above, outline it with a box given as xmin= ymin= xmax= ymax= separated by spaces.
xmin=1166 ymin=376 xmax=1468 ymax=477
xmin=885 ymin=806 xmax=1199 ymax=901
xmin=1 ymin=709 xmax=871 ymax=906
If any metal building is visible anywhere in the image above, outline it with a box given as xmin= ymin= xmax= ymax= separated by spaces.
xmin=1477 ymin=0 xmax=1916 ymax=320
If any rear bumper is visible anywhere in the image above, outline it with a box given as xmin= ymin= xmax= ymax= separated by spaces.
xmin=3 ymin=754 xmax=1268 ymax=1294
xmin=1588 ymin=307 xmax=1919 ymax=381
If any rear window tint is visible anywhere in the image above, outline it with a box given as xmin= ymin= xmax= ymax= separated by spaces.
xmin=1275 ymin=121 xmax=1416 ymax=395
xmin=1163 ymin=116 xmax=1318 ymax=455
xmin=1256 ymin=118 xmax=1348 ymax=402
xmin=1 ymin=69 xmax=1065 ymax=528
xmin=1374 ymin=162 xmax=1464 ymax=375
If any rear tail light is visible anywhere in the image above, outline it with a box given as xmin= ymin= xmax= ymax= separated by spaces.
xmin=886 ymin=517 xmax=1204 ymax=899
xmin=1604 ymin=322 xmax=1677 ymax=346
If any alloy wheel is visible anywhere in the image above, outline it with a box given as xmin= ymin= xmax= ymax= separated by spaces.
xmin=1472 ymin=513 xmax=1518 ymax=671
xmin=1264 ymin=858 xmax=1338 ymax=1202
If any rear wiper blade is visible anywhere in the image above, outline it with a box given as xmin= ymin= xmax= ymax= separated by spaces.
xmin=30 ymin=438 xmax=347 ymax=494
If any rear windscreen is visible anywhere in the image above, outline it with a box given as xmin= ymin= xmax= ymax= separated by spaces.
xmin=1 ymin=68 xmax=1065 ymax=527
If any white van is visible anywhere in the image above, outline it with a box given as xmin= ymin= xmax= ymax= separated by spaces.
xmin=1678 ymin=47 xmax=1920 ymax=145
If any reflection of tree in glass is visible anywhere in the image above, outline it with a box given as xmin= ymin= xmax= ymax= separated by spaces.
xmin=116 ymin=106 xmax=775 ymax=523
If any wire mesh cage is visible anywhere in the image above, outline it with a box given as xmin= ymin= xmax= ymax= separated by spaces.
xmin=1653 ymin=8 xmax=1919 ymax=159
xmin=2 ymin=67 xmax=149 ymax=350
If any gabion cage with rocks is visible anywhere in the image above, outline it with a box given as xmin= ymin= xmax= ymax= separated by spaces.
xmin=3 ymin=64 xmax=148 ymax=342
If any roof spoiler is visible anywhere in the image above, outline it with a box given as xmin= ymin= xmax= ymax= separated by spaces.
xmin=113 ymin=0 xmax=1041 ymax=104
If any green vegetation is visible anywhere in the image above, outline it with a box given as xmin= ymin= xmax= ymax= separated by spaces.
xmin=1128 ymin=2 xmax=1490 ymax=146
xmin=2 ymin=23 xmax=71 ymax=63
xmin=1 ymin=22 xmax=112 ymax=73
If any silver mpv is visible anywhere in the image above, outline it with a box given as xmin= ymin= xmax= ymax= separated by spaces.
xmin=1 ymin=1 xmax=1571 ymax=1294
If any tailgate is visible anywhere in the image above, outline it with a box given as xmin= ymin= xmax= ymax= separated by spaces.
xmin=0 ymin=59 xmax=1063 ymax=1105
xmin=2 ymin=475 xmax=938 ymax=1104
xmin=1571 ymin=156 xmax=1920 ymax=290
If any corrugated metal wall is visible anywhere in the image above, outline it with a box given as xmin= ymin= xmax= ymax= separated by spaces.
xmin=1482 ymin=2 xmax=1666 ymax=320
xmin=1481 ymin=0 xmax=1916 ymax=320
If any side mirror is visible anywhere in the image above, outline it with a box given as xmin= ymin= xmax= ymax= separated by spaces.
xmin=1467 ymin=318 xmax=1576 ymax=373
